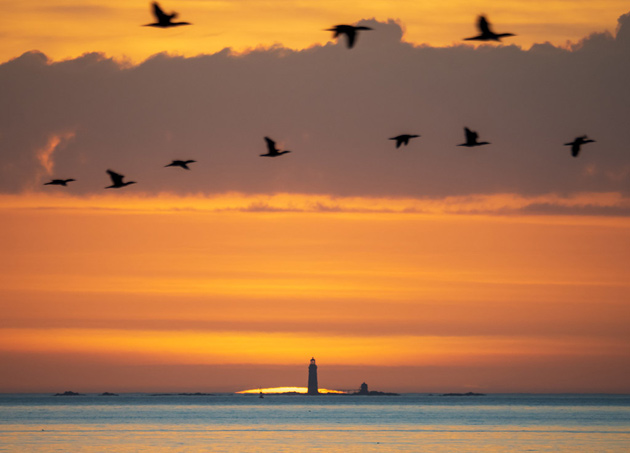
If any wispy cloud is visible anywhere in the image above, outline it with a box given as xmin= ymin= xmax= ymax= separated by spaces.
xmin=2 ymin=192 xmax=630 ymax=216
xmin=34 ymin=132 xmax=75 ymax=179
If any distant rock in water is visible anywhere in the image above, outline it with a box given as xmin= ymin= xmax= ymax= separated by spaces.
xmin=178 ymin=392 xmax=214 ymax=396
xmin=351 ymin=382 xmax=399 ymax=396
xmin=100 ymin=392 xmax=119 ymax=396
xmin=358 ymin=390 xmax=400 ymax=396
xmin=54 ymin=391 xmax=83 ymax=396
xmin=441 ymin=392 xmax=486 ymax=396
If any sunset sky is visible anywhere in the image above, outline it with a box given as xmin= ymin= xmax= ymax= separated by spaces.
xmin=1 ymin=0 xmax=629 ymax=394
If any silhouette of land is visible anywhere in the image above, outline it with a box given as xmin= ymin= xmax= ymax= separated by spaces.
xmin=150 ymin=392 xmax=215 ymax=396
xmin=351 ymin=382 xmax=399 ymax=396
xmin=442 ymin=392 xmax=486 ymax=396
xmin=54 ymin=391 xmax=83 ymax=396
xmin=241 ymin=361 xmax=399 ymax=396
xmin=464 ymin=16 xmax=515 ymax=42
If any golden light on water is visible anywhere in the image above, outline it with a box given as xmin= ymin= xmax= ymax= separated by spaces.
xmin=238 ymin=387 xmax=346 ymax=394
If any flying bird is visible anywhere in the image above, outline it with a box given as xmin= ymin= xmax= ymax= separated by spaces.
xmin=260 ymin=137 xmax=291 ymax=157
xmin=389 ymin=134 xmax=420 ymax=149
xmin=464 ymin=15 xmax=515 ymax=42
xmin=144 ymin=2 xmax=191 ymax=28
xmin=105 ymin=170 xmax=137 ymax=189
xmin=457 ymin=127 xmax=490 ymax=147
xmin=165 ymin=160 xmax=196 ymax=170
xmin=564 ymin=135 xmax=595 ymax=157
xmin=326 ymin=24 xmax=373 ymax=49
xmin=43 ymin=179 xmax=75 ymax=186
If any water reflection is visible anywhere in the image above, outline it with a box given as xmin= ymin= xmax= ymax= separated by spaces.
xmin=1 ymin=394 xmax=629 ymax=451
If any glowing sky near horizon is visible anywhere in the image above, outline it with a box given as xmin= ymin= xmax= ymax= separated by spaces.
xmin=1 ymin=196 xmax=629 ymax=392
xmin=238 ymin=387 xmax=345 ymax=394
xmin=1 ymin=0 xmax=630 ymax=393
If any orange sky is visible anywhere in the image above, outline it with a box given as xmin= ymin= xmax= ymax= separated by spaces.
xmin=1 ymin=0 xmax=629 ymax=63
xmin=1 ymin=1 xmax=630 ymax=393
xmin=1 ymin=194 xmax=628 ymax=392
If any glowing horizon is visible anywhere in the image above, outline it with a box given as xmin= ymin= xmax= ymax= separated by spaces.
xmin=1 ymin=191 xmax=629 ymax=216
xmin=238 ymin=387 xmax=346 ymax=394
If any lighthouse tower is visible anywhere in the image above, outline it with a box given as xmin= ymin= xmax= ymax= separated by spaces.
xmin=307 ymin=357 xmax=319 ymax=395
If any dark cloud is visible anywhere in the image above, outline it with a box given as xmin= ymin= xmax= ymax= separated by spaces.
xmin=1 ymin=14 xmax=630 ymax=199
xmin=615 ymin=12 xmax=630 ymax=47
xmin=501 ymin=203 xmax=630 ymax=217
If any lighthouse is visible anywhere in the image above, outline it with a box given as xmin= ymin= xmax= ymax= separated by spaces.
xmin=307 ymin=357 xmax=319 ymax=395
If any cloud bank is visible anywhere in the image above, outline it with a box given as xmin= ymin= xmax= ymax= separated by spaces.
xmin=1 ymin=15 xmax=630 ymax=202
xmin=2 ymin=192 xmax=629 ymax=216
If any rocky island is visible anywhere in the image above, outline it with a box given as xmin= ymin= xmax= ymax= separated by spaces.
xmin=350 ymin=382 xmax=399 ymax=396
xmin=54 ymin=391 xmax=83 ymax=396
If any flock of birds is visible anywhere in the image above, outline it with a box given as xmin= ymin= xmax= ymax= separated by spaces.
xmin=43 ymin=2 xmax=597 ymax=189
xmin=142 ymin=2 xmax=517 ymax=47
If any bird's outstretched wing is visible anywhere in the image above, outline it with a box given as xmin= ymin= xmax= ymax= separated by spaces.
xmin=107 ymin=169 xmax=124 ymax=186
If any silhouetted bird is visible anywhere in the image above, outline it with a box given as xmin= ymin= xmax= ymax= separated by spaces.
xmin=458 ymin=127 xmax=490 ymax=147
xmin=389 ymin=134 xmax=420 ymax=149
xmin=44 ymin=179 xmax=75 ymax=186
xmin=260 ymin=137 xmax=291 ymax=157
xmin=144 ymin=2 xmax=191 ymax=28
xmin=564 ymin=135 xmax=595 ymax=157
xmin=464 ymin=16 xmax=515 ymax=42
xmin=105 ymin=170 xmax=136 ymax=189
xmin=165 ymin=160 xmax=196 ymax=170
xmin=327 ymin=24 xmax=373 ymax=49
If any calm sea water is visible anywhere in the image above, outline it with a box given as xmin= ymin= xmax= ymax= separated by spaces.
xmin=1 ymin=394 xmax=629 ymax=452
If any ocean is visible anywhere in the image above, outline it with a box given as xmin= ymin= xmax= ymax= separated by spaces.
xmin=1 ymin=393 xmax=629 ymax=452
